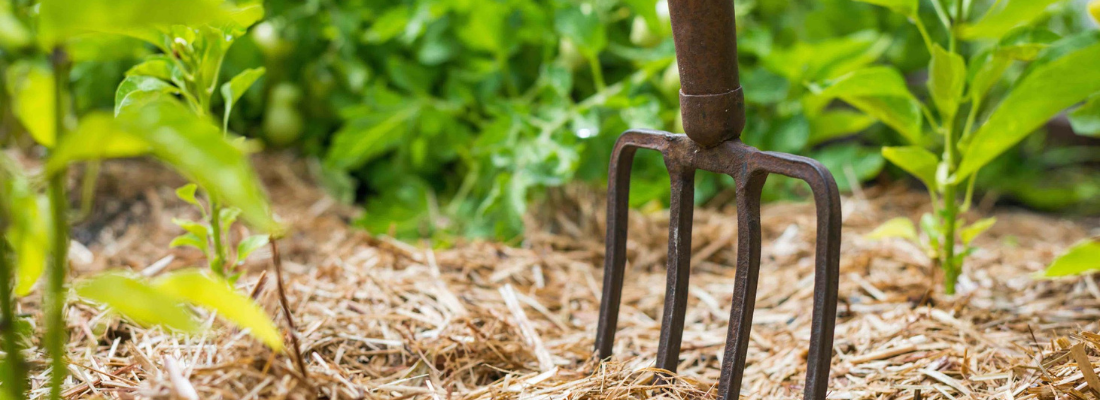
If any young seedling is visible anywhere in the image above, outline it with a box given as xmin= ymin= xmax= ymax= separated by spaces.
xmin=830 ymin=0 xmax=1100 ymax=294
xmin=172 ymin=183 xmax=270 ymax=280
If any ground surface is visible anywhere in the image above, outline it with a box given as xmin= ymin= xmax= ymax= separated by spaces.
xmin=23 ymin=154 xmax=1100 ymax=399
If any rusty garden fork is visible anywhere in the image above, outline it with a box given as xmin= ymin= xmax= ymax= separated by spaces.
xmin=592 ymin=0 xmax=843 ymax=399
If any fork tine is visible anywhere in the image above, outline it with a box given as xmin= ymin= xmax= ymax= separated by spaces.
xmin=716 ymin=169 xmax=767 ymax=400
xmin=595 ymin=141 xmax=641 ymax=360
xmin=655 ymin=163 xmax=696 ymax=378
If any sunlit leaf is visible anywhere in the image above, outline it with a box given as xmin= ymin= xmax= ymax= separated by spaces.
xmin=853 ymin=0 xmax=917 ymax=17
xmin=176 ymin=184 xmax=201 ymax=208
xmin=882 ymin=146 xmax=939 ymax=190
xmin=152 ymin=270 xmax=283 ymax=350
xmin=2 ymin=174 xmax=50 ymax=296
xmin=1039 ymin=239 xmax=1100 ymax=278
xmin=115 ymin=76 xmax=179 ymax=116
xmin=172 ymin=219 xmax=209 ymax=242
xmin=236 ymin=234 xmax=269 ymax=265
xmin=968 ymin=51 xmax=1012 ymax=101
xmin=928 ymin=45 xmax=966 ymax=121
xmin=808 ymin=110 xmax=876 ymax=145
xmin=0 ymin=0 xmax=30 ymax=48
xmin=38 ymin=0 xmax=233 ymax=47
xmin=219 ymin=207 xmax=242 ymax=229
xmin=956 ymin=40 xmax=1100 ymax=179
xmin=554 ymin=6 xmax=607 ymax=57
xmin=76 ymin=272 xmax=200 ymax=332
xmin=1069 ymin=96 xmax=1100 ymax=137
xmin=46 ymin=112 xmax=150 ymax=173
xmin=960 ymin=217 xmax=996 ymax=245
xmin=866 ymin=217 xmax=919 ymax=242
xmin=220 ymin=67 xmax=266 ymax=132
xmin=960 ymin=0 xmax=1061 ymax=40
xmin=5 ymin=61 xmax=56 ymax=147
xmin=169 ymin=233 xmax=208 ymax=253
xmin=126 ymin=56 xmax=180 ymax=83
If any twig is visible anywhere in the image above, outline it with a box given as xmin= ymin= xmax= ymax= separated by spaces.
xmin=269 ymin=240 xmax=312 ymax=392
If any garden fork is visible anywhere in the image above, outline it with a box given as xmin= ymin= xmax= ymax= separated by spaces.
xmin=593 ymin=0 xmax=842 ymax=399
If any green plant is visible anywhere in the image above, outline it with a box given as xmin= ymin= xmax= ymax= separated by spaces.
xmin=1038 ymin=238 xmax=1100 ymax=278
xmin=0 ymin=0 xmax=284 ymax=398
xmin=171 ymin=183 xmax=271 ymax=280
xmin=849 ymin=0 xmax=1100 ymax=294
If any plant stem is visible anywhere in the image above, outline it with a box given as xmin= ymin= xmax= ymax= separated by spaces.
xmin=588 ymin=54 xmax=606 ymax=91
xmin=942 ymin=180 xmax=959 ymax=294
xmin=209 ymin=197 xmax=226 ymax=276
xmin=74 ymin=161 xmax=100 ymax=224
xmin=0 ymin=236 xmax=27 ymax=399
xmin=46 ymin=47 xmax=71 ymax=400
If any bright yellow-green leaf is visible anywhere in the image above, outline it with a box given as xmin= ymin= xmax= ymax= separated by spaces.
xmin=928 ymin=45 xmax=966 ymax=121
xmin=176 ymin=184 xmax=201 ymax=208
xmin=1091 ymin=0 xmax=1100 ymax=24
xmin=221 ymin=67 xmax=266 ymax=132
xmin=46 ymin=112 xmax=151 ymax=174
xmin=76 ymin=272 xmax=200 ymax=332
xmin=960 ymin=217 xmax=996 ymax=245
xmin=153 ymin=270 xmax=284 ymax=351
xmin=235 ymin=234 xmax=269 ymax=265
xmin=960 ymin=0 xmax=1062 ymax=40
xmin=3 ymin=176 xmax=50 ymax=296
xmin=957 ymin=40 xmax=1100 ymax=180
xmin=1039 ymin=239 xmax=1100 ymax=278
xmin=5 ymin=61 xmax=56 ymax=147
xmin=37 ymin=0 xmax=232 ymax=47
xmin=121 ymin=100 xmax=280 ymax=234
xmin=882 ymin=146 xmax=939 ymax=191
xmin=865 ymin=217 xmax=919 ymax=242
xmin=808 ymin=110 xmax=877 ymax=146
xmin=0 ymin=0 xmax=30 ymax=49
xmin=115 ymin=76 xmax=179 ymax=116
xmin=854 ymin=0 xmax=917 ymax=17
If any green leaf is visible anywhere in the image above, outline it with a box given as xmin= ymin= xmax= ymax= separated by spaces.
xmin=813 ymin=67 xmax=924 ymax=144
xmin=46 ymin=112 xmax=151 ymax=173
xmin=956 ymin=41 xmax=1100 ymax=180
xmin=996 ymin=27 xmax=1061 ymax=61
xmin=324 ymin=105 xmax=418 ymax=171
xmin=3 ymin=175 xmax=50 ymax=296
xmin=5 ymin=61 xmax=56 ymax=147
xmin=968 ymin=51 xmax=1012 ymax=101
xmin=37 ymin=0 xmax=234 ymax=46
xmin=172 ymin=218 xmax=209 ymax=242
xmin=813 ymin=143 xmax=885 ymax=192
xmin=1039 ymin=239 xmax=1100 ymax=278
xmin=960 ymin=217 xmax=996 ymax=245
xmin=169 ymin=233 xmax=208 ymax=253
xmin=928 ymin=45 xmax=966 ymax=121
xmin=808 ymin=110 xmax=876 ymax=145
xmin=219 ymin=207 xmax=242 ymax=229
xmin=960 ymin=0 xmax=1061 ymax=40
xmin=764 ymin=30 xmax=890 ymax=82
xmin=220 ymin=67 xmax=266 ymax=132
xmin=866 ymin=217 xmax=919 ymax=242
xmin=1069 ymin=96 xmax=1100 ymax=137
xmin=853 ymin=0 xmax=917 ymax=17
xmin=122 ymin=101 xmax=280 ymax=234
xmin=176 ymin=184 xmax=200 ymax=208
xmin=882 ymin=146 xmax=939 ymax=190
xmin=115 ymin=76 xmax=178 ymax=117
xmin=554 ymin=7 xmax=607 ymax=57
xmin=126 ymin=56 xmax=180 ymax=83
xmin=152 ymin=270 xmax=283 ymax=350
xmin=76 ymin=272 xmax=200 ymax=332
xmin=236 ymin=234 xmax=270 ymax=265
xmin=0 ymin=0 xmax=30 ymax=49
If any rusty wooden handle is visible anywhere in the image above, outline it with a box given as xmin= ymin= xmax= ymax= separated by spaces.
xmin=668 ymin=0 xmax=745 ymax=147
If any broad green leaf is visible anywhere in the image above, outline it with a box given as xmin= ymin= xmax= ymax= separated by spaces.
xmin=0 ymin=0 xmax=30 ymax=48
xmin=1069 ymin=96 xmax=1100 ymax=137
xmin=813 ymin=67 xmax=924 ymax=144
xmin=226 ymin=4 xmax=264 ymax=30
xmin=169 ymin=233 xmax=208 ymax=253
xmin=76 ymin=272 xmax=200 ymax=332
xmin=153 ymin=270 xmax=283 ymax=350
xmin=968 ymin=51 xmax=1012 ymax=101
xmin=122 ymin=101 xmax=280 ymax=234
xmin=882 ymin=146 xmax=939 ymax=190
xmin=808 ymin=110 xmax=876 ymax=145
xmin=854 ymin=0 xmax=917 ymax=17
xmin=928 ymin=45 xmax=966 ymax=121
xmin=1039 ymin=239 xmax=1100 ymax=278
xmin=554 ymin=7 xmax=607 ymax=57
xmin=126 ymin=56 xmax=179 ymax=83
xmin=176 ymin=184 xmax=200 ymax=208
xmin=46 ymin=112 xmax=151 ymax=174
xmin=115 ymin=76 xmax=179 ymax=116
xmin=363 ymin=7 xmax=410 ymax=43
xmin=960 ymin=217 xmax=996 ymax=245
xmin=960 ymin=0 xmax=1062 ymax=40
xmin=324 ymin=106 xmax=419 ymax=171
xmin=866 ymin=217 xmax=919 ymax=242
xmin=236 ymin=234 xmax=270 ymax=265
xmin=5 ymin=61 xmax=56 ymax=147
xmin=456 ymin=2 xmax=510 ymax=55
xmin=220 ymin=67 xmax=266 ymax=132
xmin=37 ymin=0 xmax=232 ymax=46
xmin=764 ymin=31 xmax=890 ymax=82
xmin=813 ymin=143 xmax=885 ymax=192
xmin=996 ymin=27 xmax=1061 ymax=61
xmin=3 ymin=176 xmax=50 ymax=296
xmin=956 ymin=41 xmax=1100 ymax=180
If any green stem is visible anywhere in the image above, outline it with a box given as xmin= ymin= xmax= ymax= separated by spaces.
xmin=942 ymin=181 xmax=959 ymax=294
xmin=0 ymin=236 xmax=27 ymax=399
xmin=588 ymin=54 xmax=606 ymax=91
xmin=913 ymin=17 xmax=937 ymax=56
xmin=74 ymin=161 xmax=100 ymax=224
xmin=209 ymin=197 xmax=226 ymax=276
xmin=46 ymin=48 xmax=71 ymax=400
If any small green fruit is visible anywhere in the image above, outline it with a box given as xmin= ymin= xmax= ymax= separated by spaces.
xmin=264 ymin=83 xmax=304 ymax=146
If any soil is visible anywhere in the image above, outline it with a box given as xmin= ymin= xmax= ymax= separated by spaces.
xmin=25 ymin=154 xmax=1100 ymax=399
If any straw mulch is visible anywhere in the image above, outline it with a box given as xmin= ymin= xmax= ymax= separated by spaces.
xmin=20 ymin=154 xmax=1100 ymax=399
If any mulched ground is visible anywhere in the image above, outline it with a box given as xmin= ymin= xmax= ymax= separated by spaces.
xmin=20 ymin=154 xmax=1100 ymax=399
